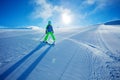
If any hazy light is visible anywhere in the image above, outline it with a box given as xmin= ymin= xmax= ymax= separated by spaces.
xmin=62 ymin=12 xmax=72 ymax=24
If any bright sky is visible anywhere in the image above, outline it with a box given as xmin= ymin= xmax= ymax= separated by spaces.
xmin=0 ymin=0 xmax=120 ymax=28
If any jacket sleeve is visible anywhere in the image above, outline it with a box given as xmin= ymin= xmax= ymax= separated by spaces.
xmin=45 ymin=26 xmax=48 ymax=34
xmin=51 ymin=26 xmax=54 ymax=33
xmin=45 ymin=30 xmax=47 ymax=34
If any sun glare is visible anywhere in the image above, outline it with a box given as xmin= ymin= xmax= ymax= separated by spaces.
xmin=62 ymin=13 xmax=72 ymax=24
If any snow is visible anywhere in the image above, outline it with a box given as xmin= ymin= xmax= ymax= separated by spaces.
xmin=0 ymin=25 xmax=120 ymax=80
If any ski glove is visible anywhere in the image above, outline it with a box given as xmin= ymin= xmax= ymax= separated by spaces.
xmin=45 ymin=30 xmax=48 ymax=34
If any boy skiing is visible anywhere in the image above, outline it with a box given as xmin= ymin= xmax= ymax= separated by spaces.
xmin=43 ymin=21 xmax=56 ymax=44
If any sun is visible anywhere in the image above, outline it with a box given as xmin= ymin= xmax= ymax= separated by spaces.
xmin=62 ymin=12 xmax=72 ymax=24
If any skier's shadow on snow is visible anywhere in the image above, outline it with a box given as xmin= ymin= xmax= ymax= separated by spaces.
xmin=0 ymin=42 xmax=52 ymax=80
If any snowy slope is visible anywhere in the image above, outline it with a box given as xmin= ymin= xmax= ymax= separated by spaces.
xmin=0 ymin=25 xmax=120 ymax=80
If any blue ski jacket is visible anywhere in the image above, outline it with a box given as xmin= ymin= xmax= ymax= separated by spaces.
xmin=46 ymin=24 xmax=54 ymax=33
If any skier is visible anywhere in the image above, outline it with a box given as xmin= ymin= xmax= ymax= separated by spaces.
xmin=43 ymin=21 xmax=56 ymax=44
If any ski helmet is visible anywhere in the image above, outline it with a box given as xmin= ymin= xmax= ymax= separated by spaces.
xmin=48 ymin=21 xmax=51 ymax=25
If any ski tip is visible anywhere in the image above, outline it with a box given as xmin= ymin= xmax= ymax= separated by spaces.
xmin=51 ymin=43 xmax=55 ymax=46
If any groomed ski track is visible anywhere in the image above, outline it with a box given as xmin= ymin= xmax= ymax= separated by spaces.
xmin=0 ymin=25 xmax=120 ymax=80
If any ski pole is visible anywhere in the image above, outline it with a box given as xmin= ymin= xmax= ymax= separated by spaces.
xmin=40 ymin=34 xmax=45 ymax=41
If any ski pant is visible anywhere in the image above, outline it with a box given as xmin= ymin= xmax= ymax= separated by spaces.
xmin=44 ymin=32 xmax=55 ymax=42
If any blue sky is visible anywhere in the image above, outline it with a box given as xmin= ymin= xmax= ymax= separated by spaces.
xmin=0 ymin=0 xmax=120 ymax=28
